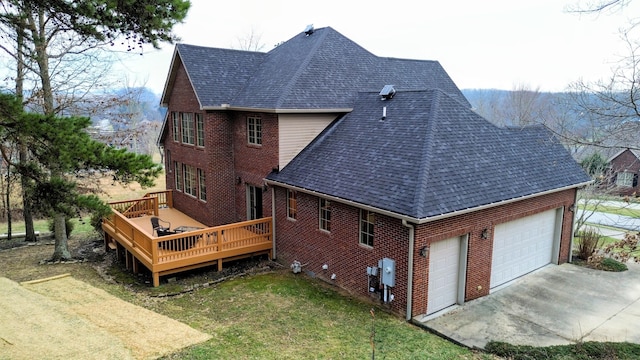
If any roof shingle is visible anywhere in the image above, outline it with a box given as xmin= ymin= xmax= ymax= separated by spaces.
xmin=267 ymin=90 xmax=591 ymax=219
xmin=169 ymin=27 xmax=468 ymax=110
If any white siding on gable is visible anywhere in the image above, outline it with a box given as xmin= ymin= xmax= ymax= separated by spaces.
xmin=278 ymin=114 xmax=337 ymax=169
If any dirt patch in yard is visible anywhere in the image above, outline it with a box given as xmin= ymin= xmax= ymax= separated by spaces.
xmin=0 ymin=274 xmax=211 ymax=360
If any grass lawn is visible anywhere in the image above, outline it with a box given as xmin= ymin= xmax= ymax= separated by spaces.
xmin=153 ymin=271 xmax=490 ymax=359
xmin=580 ymin=204 xmax=640 ymax=217
xmin=0 ymin=234 xmax=493 ymax=359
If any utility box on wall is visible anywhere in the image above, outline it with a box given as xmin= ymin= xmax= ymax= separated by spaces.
xmin=379 ymin=258 xmax=396 ymax=287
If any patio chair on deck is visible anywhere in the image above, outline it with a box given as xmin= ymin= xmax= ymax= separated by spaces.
xmin=150 ymin=217 xmax=171 ymax=236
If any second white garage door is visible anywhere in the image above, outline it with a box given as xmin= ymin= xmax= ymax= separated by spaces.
xmin=490 ymin=209 xmax=560 ymax=289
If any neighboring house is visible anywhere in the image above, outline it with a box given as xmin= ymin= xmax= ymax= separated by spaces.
xmin=607 ymin=148 xmax=640 ymax=196
xmin=159 ymin=26 xmax=591 ymax=319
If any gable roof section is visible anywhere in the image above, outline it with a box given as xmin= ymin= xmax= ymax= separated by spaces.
xmin=266 ymin=90 xmax=591 ymax=221
xmin=607 ymin=148 xmax=640 ymax=163
xmin=160 ymin=44 xmax=265 ymax=108
xmin=161 ymin=27 xmax=468 ymax=110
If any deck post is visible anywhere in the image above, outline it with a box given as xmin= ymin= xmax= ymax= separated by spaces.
xmin=104 ymin=232 xmax=110 ymax=252
xmin=153 ymin=272 xmax=159 ymax=287
xmin=217 ymin=259 xmax=222 ymax=272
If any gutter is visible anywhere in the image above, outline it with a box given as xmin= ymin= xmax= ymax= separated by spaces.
xmin=402 ymin=219 xmax=415 ymax=321
xmin=264 ymin=179 xmax=593 ymax=225
xmin=201 ymin=105 xmax=353 ymax=114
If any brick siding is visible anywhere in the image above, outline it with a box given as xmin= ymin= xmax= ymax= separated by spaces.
xmin=161 ymin=63 xmax=277 ymax=225
xmin=274 ymin=186 xmax=578 ymax=317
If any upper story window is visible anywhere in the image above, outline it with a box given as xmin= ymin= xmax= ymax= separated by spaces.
xmin=616 ymin=172 xmax=635 ymax=187
xmin=359 ymin=210 xmax=375 ymax=247
xmin=181 ymin=113 xmax=194 ymax=145
xmin=172 ymin=112 xmax=179 ymax=142
xmin=319 ymin=198 xmax=331 ymax=232
xmin=247 ymin=116 xmax=262 ymax=145
xmin=196 ymin=113 xmax=205 ymax=147
xmin=287 ymin=189 xmax=297 ymax=220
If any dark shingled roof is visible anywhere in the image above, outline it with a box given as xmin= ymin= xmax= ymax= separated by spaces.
xmin=166 ymin=27 xmax=468 ymax=109
xmin=266 ymin=90 xmax=591 ymax=220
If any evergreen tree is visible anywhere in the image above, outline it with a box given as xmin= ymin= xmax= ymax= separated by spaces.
xmin=0 ymin=92 xmax=161 ymax=260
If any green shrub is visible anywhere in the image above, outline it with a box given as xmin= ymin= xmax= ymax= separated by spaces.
xmin=599 ymin=258 xmax=628 ymax=272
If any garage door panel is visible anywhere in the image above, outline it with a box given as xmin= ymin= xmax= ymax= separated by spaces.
xmin=491 ymin=209 xmax=557 ymax=288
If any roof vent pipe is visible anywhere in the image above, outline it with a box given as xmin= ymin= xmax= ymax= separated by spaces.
xmin=381 ymin=106 xmax=387 ymax=121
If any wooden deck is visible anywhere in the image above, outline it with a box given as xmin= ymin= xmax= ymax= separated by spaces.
xmin=102 ymin=191 xmax=273 ymax=286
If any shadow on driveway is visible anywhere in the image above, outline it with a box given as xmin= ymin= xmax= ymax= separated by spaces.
xmin=414 ymin=263 xmax=640 ymax=349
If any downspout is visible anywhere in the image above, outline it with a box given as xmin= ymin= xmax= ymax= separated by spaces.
xmin=402 ymin=219 xmax=415 ymax=321
xmin=271 ymin=186 xmax=277 ymax=259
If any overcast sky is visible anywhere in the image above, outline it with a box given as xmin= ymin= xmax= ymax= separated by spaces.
xmin=116 ymin=0 xmax=640 ymax=94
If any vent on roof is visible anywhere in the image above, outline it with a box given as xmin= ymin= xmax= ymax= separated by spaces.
xmin=304 ymin=24 xmax=314 ymax=36
xmin=379 ymin=85 xmax=396 ymax=100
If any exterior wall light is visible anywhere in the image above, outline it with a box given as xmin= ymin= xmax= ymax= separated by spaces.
xmin=419 ymin=246 xmax=429 ymax=258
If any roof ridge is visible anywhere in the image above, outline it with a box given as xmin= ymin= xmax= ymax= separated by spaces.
xmin=412 ymin=89 xmax=441 ymax=216
xmin=274 ymin=29 xmax=331 ymax=108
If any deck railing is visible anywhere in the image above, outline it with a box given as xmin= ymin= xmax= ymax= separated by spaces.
xmin=102 ymin=191 xmax=272 ymax=286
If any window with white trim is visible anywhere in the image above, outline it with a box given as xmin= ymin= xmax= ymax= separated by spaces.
xmin=247 ymin=116 xmax=262 ymax=145
xmin=319 ymin=198 xmax=331 ymax=232
xmin=181 ymin=113 xmax=194 ymax=145
xmin=183 ymin=164 xmax=197 ymax=197
xmin=616 ymin=172 xmax=634 ymax=187
xmin=359 ymin=210 xmax=375 ymax=247
xmin=172 ymin=112 xmax=179 ymax=142
xmin=196 ymin=113 xmax=205 ymax=147
xmin=174 ymin=161 xmax=182 ymax=191
xmin=198 ymin=168 xmax=206 ymax=201
xmin=287 ymin=189 xmax=297 ymax=220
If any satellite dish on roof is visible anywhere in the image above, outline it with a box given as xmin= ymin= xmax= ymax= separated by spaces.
xmin=304 ymin=24 xmax=314 ymax=36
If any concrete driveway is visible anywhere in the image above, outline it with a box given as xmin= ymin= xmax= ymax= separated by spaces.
xmin=414 ymin=263 xmax=640 ymax=349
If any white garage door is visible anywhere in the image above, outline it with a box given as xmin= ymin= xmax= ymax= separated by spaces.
xmin=427 ymin=236 xmax=462 ymax=314
xmin=490 ymin=209 xmax=559 ymax=289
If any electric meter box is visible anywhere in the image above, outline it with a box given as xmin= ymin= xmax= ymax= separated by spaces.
xmin=367 ymin=266 xmax=378 ymax=276
xmin=378 ymin=258 xmax=396 ymax=287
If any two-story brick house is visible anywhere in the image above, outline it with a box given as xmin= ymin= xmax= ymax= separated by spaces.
xmin=159 ymin=26 xmax=591 ymax=320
